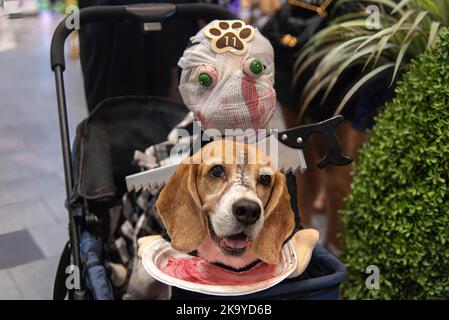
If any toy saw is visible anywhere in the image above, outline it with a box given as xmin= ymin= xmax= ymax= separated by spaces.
xmin=126 ymin=116 xmax=352 ymax=191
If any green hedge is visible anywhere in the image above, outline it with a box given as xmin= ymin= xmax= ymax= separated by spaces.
xmin=342 ymin=28 xmax=449 ymax=299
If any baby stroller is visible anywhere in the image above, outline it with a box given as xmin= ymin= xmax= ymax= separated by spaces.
xmin=51 ymin=3 xmax=347 ymax=300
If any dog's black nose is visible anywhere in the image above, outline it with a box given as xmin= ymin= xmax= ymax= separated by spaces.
xmin=232 ymin=199 xmax=261 ymax=225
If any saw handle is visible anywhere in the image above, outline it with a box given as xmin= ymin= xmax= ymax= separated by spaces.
xmin=280 ymin=115 xmax=353 ymax=169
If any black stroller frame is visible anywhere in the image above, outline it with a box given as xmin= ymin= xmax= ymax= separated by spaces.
xmin=51 ymin=3 xmax=347 ymax=300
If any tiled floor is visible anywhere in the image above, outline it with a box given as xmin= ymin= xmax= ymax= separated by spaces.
xmin=0 ymin=12 xmax=87 ymax=299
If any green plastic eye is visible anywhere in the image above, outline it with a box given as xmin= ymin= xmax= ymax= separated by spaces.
xmin=250 ymin=59 xmax=263 ymax=75
xmin=198 ymin=73 xmax=213 ymax=88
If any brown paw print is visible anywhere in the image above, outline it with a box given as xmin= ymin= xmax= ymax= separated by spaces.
xmin=204 ymin=20 xmax=256 ymax=55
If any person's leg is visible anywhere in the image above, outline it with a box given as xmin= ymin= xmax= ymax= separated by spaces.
xmin=324 ymin=121 xmax=370 ymax=250
xmin=313 ymin=187 xmax=325 ymax=212
xmin=346 ymin=123 xmax=370 ymax=163
xmin=279 ymin=102 xmax=297 ymax=129
xmin=323 ymin=164 xmax=350 ymax=250
xmin=279 ymin=104 xmax=322 ymax=226
xmin=296 ymin=134 xmax=323 ymax=226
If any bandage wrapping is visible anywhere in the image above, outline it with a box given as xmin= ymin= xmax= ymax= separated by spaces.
xmin=178 ymin=20 xmax=276 ymax=133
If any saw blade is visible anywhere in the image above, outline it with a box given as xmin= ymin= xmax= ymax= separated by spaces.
xmin=126 ymin=162 xmax=179 ymax=191
xmin=259 ymin=132 xmax=307 ymax=175
xmin=126 ymin=134 xmax=307 ymax=191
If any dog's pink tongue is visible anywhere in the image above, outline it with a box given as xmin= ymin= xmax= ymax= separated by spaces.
xmin=221 ymin=237 xmax=247 ymax=249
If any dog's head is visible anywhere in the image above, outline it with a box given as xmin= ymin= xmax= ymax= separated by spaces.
xmin=156 ymin=140 xmax=295 ymax=268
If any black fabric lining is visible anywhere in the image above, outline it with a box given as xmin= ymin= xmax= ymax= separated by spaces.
xmin=188 ymin=250 xmax=263 ymax=273
xmin=212 ymin=259 xmax=262 ymax=272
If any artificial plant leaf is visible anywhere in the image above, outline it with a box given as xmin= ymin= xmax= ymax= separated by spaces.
xmin=391 ymin=39 xmax=413 ymax=85
xmin=417 ymin=0 xmax=440 ymax=16
xmin=292 ymin=47 xmax=336 ymax=87
xmin=392 ymin=0 xmax=414 ymax=14
xmin=322 ymin=43 xmax=395 ymax=102
xmin=367 ymin=34 xmax=393 ymax=70
xmin=355 ymin=10 xmax=415 ymax=52
xmin=334 ymin=63 xmax=395 ymax=116
xmin=332 ymin=0 xmax=406 ymax=16
xmin=427 ymin=21 xmax=441 ymax=49
xmin=402 ymin=11 xmax=428 ymax=44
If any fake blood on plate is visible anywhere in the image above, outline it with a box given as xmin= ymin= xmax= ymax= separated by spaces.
xmin=160 ymin=256 xmax=278 ymax=285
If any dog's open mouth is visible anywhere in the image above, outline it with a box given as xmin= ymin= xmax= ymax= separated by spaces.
xmin=219 ymin=233 xmax=248 ymax=255
xmin=208 ymin=218 xmax=249 ymax=256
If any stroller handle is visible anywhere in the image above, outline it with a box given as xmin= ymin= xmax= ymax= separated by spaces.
xmin=50 ymin=3 xmax=237 ymax=71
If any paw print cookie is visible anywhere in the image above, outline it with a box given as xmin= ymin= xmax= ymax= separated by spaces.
xmin=204 ymin=20 xmax=256 ymax=55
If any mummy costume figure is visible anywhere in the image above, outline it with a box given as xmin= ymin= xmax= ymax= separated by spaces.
xmin=134 ymin=20 xmax=280 ymax=169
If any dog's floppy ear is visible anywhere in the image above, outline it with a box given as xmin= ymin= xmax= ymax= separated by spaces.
xmin=156 ymin=161 xmax=207 ymax=253
xmin=253 ymin=172 xmax=295 ymax=264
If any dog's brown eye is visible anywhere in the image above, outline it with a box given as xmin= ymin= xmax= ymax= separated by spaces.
xmin=209 ymin=165 xmax=226 ymax=178
xmin=259 ymin=174 xmax=272 ymax=186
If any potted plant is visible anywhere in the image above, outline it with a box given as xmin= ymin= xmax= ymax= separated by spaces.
xmin=292 ymin=0 xmax=449 ymax=299
xmin=341 ymin=27 xmax=449 ymax=299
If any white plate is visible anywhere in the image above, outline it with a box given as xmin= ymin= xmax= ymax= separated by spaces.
xmin=142 ymin=239 xmax=297 ymax=296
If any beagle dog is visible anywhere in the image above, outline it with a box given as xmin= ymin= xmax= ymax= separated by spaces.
xmin=157 ymin=139 xmax=294 ymax=268
xmin=138 ymin=140 xmax=319 ymax=277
